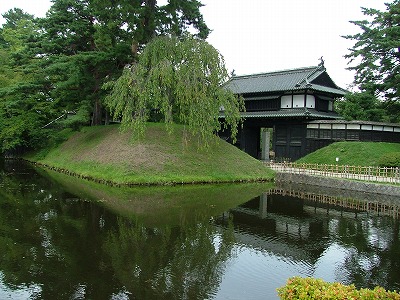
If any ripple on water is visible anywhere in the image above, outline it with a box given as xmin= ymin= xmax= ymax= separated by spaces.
xmin=212 ymin=232 xmax=315 ymax=300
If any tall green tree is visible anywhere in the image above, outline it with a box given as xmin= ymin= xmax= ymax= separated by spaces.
xmin=335 ymin=92 xmax=386 ymax=121
xmin=0 ymin=0 xmax=211 ymax=154
xmin=38 ymin=0 xmax=210 ymax=126
xmin=105 ymin=35 xmax=244 ymax=146
xmin=0 ymin=8 xmax=34 ymax=30
xmin=0 ymin=9 xmax=52 ymax=153
xmin=343 ymin=0 xmax=400 ymax=102
xmin=37 ymin=0 xmax=120 ymax=126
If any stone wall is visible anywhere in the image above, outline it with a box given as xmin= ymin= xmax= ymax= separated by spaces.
xmin=275 ymin=172 xmax=400 ymax=204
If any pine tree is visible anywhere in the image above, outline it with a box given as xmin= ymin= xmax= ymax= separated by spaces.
xmin=0 ymin=9 xmax=52 ymax=153
xmin=343 ymin=0 xmax=400 ymax=102
xmin=38 ymin=0 xmax=210 ymax=126
xmin=0 ymin=0 xmax=212 ymax=153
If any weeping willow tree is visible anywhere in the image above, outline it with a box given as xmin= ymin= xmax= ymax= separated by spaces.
xmin=104 ymin=35 xmax=244 ymax=146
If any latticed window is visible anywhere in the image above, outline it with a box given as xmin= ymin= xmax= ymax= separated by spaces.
xmin=320 ymin=129 xmax=331 ymax=139
xmin=332 ymin=130 xmax=345 ymax=140
xmin=307 ymin=129 xmax=319 ymax=138
xmin=347 ymin=130 xmax=359 ymax=140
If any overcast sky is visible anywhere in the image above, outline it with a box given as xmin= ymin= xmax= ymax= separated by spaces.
xmin=0 ymin=0 xmax=388 ymax=89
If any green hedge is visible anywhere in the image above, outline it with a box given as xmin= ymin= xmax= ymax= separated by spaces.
xmin=378 ymin=152 xmax=400 ymax=167
xmin=277 ymin=277 xmax=400 ymax=300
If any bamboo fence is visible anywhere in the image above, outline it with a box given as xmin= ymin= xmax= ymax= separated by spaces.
xmin=268 ymin=162 xmax=400 ymax=184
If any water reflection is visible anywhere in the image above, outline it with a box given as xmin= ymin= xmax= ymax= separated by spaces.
xmin=218 ymin=191 xmax=400 ymax=295
xmin=104 ymin=217 xmax=235 ymax=299
xmin=0 ymin=160 xmax=399 ymax=300
xmin=0 ymin=161 xmax=273 ymax=299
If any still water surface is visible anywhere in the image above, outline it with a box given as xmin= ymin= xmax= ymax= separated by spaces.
xmin=0 ymin=160 xmax=399 ymax=299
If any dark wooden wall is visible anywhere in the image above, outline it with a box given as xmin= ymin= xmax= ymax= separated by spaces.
xmin=274 ymin=124 xmax=307 ymax=160
xmin=221 ymin=118 xmax=400 ymax=162
xmin=237 ymin=120 xmax=308 ymax=161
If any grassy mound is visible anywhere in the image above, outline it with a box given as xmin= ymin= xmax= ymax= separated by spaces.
xmin=27 ymin=123 xmax=274 ymax=185
xmin=296 ymin=141 xmax=400 ymax=166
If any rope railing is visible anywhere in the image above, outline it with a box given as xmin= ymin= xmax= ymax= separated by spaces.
xmin=268 ymin=162 xmax=400 ymax=184
xmin=41 ymin=110 xmax=76 ymax=129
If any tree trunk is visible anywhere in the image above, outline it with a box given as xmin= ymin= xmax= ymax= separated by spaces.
xmin=91 ymin=67 xmax=103 ymax=126
xmin=91 ymin=99 xmax=103 ymax=126
xmin=105 ymin=110 xmax=110 ymax=125
xmin=141 ymin=0 xmax=157 ymax=44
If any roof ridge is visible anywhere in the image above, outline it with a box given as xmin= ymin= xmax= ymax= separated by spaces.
xmin=295 ymin=65 xmax=325 ymax=87
xmin=231 ymin=66 xmax=319 ymax=79
xmin=224 ymin=65 xmax=346 ymax=96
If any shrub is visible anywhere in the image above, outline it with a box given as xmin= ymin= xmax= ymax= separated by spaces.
xmin=277 ymin=277 xmax=400 ymax=300
xmin=378 ymin=152 xmax=400 ymax=167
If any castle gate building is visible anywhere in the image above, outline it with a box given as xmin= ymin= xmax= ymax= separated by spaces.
xmin=221 ymin=63 xmax=346 ymax=160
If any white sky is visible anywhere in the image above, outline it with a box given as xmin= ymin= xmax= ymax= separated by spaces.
xmin=0 ymin=0 xmax=388 ymax=89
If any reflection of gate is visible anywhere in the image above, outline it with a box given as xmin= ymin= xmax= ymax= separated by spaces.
xmin=268 ymin=189 xmax=400 ymax=218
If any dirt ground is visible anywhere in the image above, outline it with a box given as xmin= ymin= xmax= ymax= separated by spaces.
xmin=61 ymin=126 xmax=177 ymax=170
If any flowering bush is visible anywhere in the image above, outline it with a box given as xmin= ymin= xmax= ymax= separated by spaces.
xmin=277 ymin=277 xmax=400 ymax=300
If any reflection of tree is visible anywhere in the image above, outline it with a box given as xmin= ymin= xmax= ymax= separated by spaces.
xmin=104 ymin=216 xmax=235 ymax=299
xmin=0 ymin=166 xmax=44 ymax=288
xmin=1 ymin=160 xmax=243 ymax=299
xmin=0 ymin=162 xmax=121 ymax=299
xmin=334 ymin=216 xmax=400 ymax=290
xmin=4 ymin=160 xmax=399 ymax=297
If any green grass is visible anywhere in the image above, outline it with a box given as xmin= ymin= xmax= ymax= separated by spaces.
xmin=296 ymin=141 xmax=400 ymax=166
xmin=26 ymin=123 xmax=274 ymax=185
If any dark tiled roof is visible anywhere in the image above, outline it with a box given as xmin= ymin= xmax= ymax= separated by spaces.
xmin=220 ymin=108 xmax=342 ymax=119
xmin=309 ymin=84 xmax=347 ymax=95
xmin=224 ymin=66 xmax=347 ymax=96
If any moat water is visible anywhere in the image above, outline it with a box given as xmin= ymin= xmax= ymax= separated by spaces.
xmin=0 ymin=160 xmax=399 ymax=299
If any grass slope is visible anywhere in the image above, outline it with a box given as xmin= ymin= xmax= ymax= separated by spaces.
xmin=296 ymin=141 xmax=400 ymax=166
xmin=28 ymin=123 xmax=274 ymax=185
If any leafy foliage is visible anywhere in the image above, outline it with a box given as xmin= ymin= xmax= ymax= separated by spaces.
xmin=37 ymin=0 xmax=211 ymax=126
xmin=343 ymin=0 xmax=400 ymax=102
xmin=0 ymin=0 xmax=211 ymax=154
xmin=277 ymin=277 xmax=400 ymax=300
xmin=377 ymin=152 xmax=400 ymax=167
xmin=0 ymin=9 xmax=53 ymax=153
xmin=105 ymin=35 xmax=244 ymax=146
xmin=335 ymin=92 xmax=386 ymax=121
